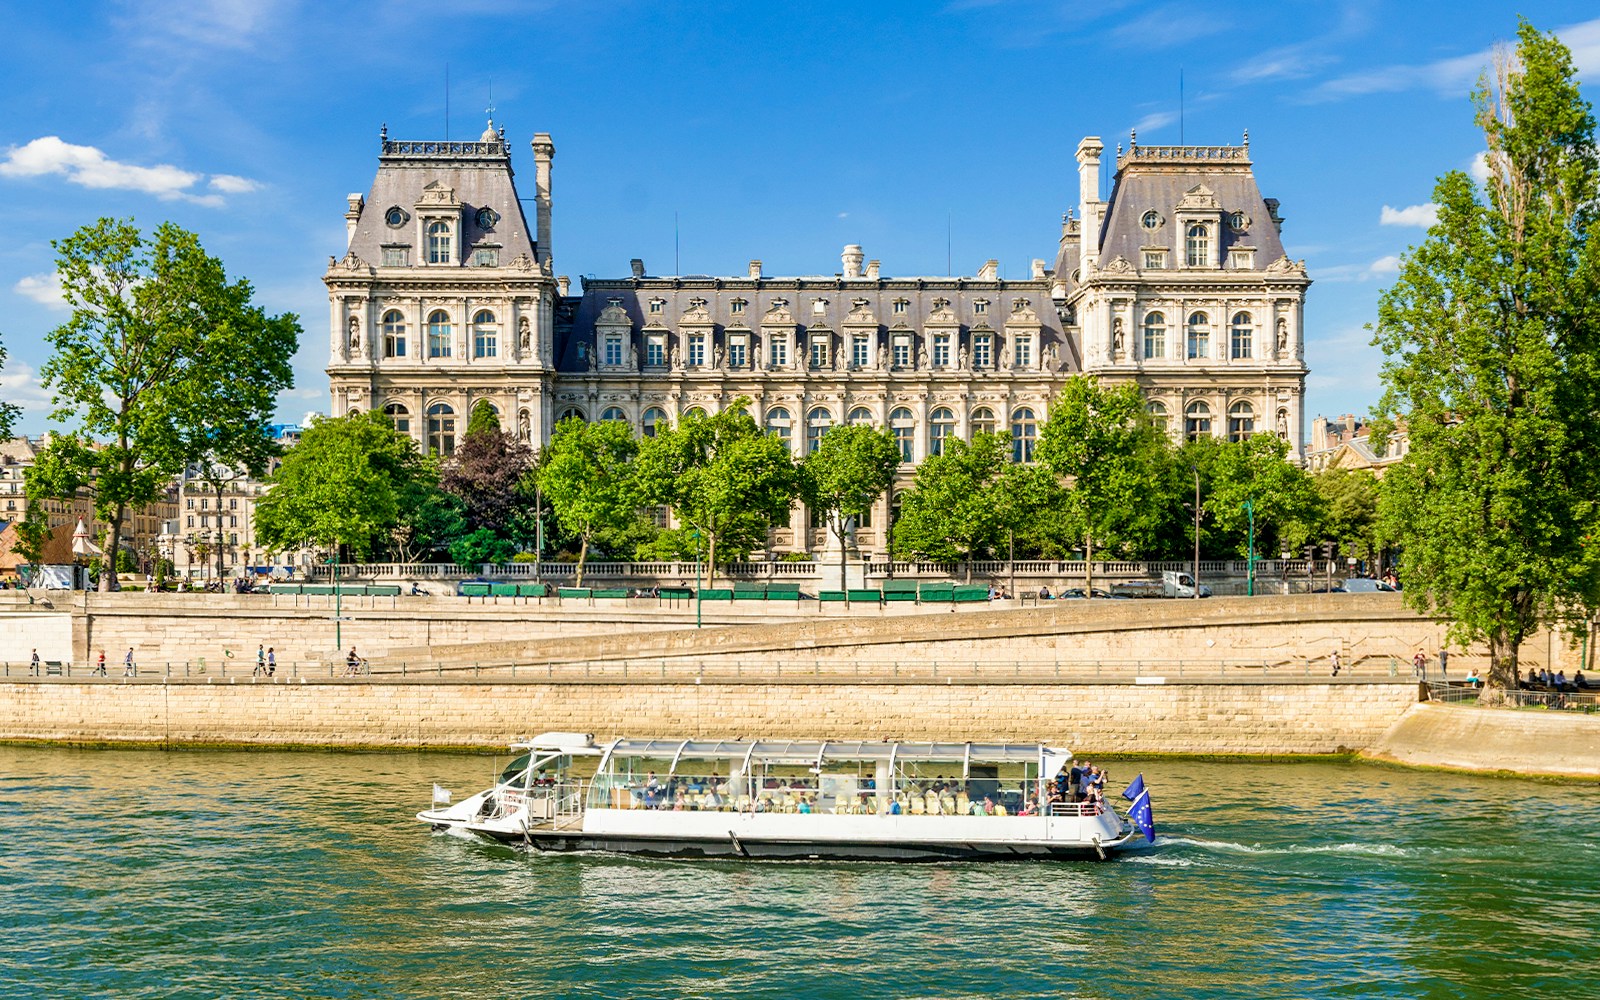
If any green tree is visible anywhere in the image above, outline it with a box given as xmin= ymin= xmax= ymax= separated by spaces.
xmin=799 ymin=424 xmax=901 ymax=597
xmin=892 ymin=432 xmax=1012 ymax=577
xmin=1372 ymin=20 xmax=1600 ymax=691
xmin=255 ymin=412 xmax=429 ymax=561
xmin=1313 ymin=468 xmax=1383 ymax=566
xmin=635 ymin=401 xmax=797 ymax=581
xmin=1038 ymin=376 xmax=1170 ymax=594
xmin=0 ymin=332 xmax=19 ymax=440
xmin=536 ymin=417 xmax=640 ymax=586
xmin=34 ymin=219 xmax=299 ymax=588
xmin=1206 ymin=434 xmax=1322 ymax=561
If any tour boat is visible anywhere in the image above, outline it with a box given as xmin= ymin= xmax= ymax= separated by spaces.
xmin=418 ymin=732 xmax=1151 ymax=861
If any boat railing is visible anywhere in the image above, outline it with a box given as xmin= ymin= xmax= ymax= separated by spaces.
xmin=587 ymin=771 xmax=1057 ymax=817
xmin=1046 ymin=800 xmax=1107 ymax=818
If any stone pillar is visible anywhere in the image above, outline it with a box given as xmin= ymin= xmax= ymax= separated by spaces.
xmin=532 ymin=133 xmax=555 ymax=267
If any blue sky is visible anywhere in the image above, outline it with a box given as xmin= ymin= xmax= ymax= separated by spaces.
xmin=3 ymin=1 xmax=1597 ymax=436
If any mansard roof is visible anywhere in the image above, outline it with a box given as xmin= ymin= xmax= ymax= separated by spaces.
xmin=555 ymin=274 xmax=1068 ymax=373
xmin=1098 ymin=143 xmax=1286 ymax=268
xmin=344 ymin=129 xmax=537 ymax=265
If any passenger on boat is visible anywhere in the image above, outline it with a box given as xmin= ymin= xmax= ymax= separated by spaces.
xmin=1577 ymin=671 xmax=1591 ymax=689
xmin=1084 ymin=783 xmax=1104 ymax=813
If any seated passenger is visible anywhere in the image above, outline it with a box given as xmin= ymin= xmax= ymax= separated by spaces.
xmin=981 ymin=795 xmax=996 ymax=816
xmin=1576 ymin=670 xmax=1590 ymax=689
xmin=1039 ymin=585 xmax=1052 ymax=600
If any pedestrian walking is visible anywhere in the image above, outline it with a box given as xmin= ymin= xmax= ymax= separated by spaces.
xmin=30 ymin=648 xmax=40 ymax=675
xmin=1412 ymin=648 xmax=1427 ymax=679
xmin=95 ymin=650 xmax=107 ymax=676
xmin=1330 ymin=648 xmax=1341 ymax=677
xmin=1438 ymin=647 xmax=1448 ymax=677
xmin=266 ymin=647 xmax=276 ymax=677
xmin=123 ymin=647 xmax=136 ymax=677
xmin=255 ymin=644 xmax=266 ymax=677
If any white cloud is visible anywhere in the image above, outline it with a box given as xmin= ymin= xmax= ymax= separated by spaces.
xmin=1316 ymin=254 xmax=1403 ymax=283
xmin=0 ymin=360 xmax=55 ymax=413
xmin=14 ymin=273 xmax=68 ymax=310
xmin=0 ymin=137 xmax=257 ymax=207
xmin=209 ymin=174 xmax=260 ymax=194
xmin=1469 ymin=151 xmax=1492 ymax=184
xmin=1131 ymin=111 xmax=1177 ymax=136
xmin=1380 ymin=203 xmax=1438 ymax=227
xmin=1367 ymin=255 xmax=1401 ymax=277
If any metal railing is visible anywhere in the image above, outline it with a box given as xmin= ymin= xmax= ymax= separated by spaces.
xmin=1426 ymin=682 xmax=1599 ymax=711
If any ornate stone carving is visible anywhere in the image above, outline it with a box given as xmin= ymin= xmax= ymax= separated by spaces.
xmin=877 ymin=345 xmax=889 ymax=370
xmin=764 ymin=298 xmax=793 ymax=324
xmin=1045 ymin=344 xmax=1060 ymax=370
xmin=1264 ymin=255 xmax=1307 ymax=277
xmin=509 ymin=252 xmax=536 ymax=272
xmin=918 ymin=346 xmax=929 ymax=369
xmin=348 ymin=316 xmax=362 ymax=355
xmin=927 ymin=298 xmax=956 ymax=324
xmin=1102 ymin=255 xmax=1135 ymax=275
xmin=339 ymin=251 xmax=368 ymax=272
xmin=682 ymin=297 xmax=712 ymax=323
xmin=598 ymin=297 xmax=630 ymax=326
xmin=714 ymin=345 xmax=725 ymax=368
xmin=958 ymin=346 xmax=969 ymax=370
xmin=1112 ymin=317 xmax=1125 ymax=361
xmin=1177 ymin=183 xmax=1219 ymax=211
xmin=670 ymin=346 xmax=682 ymax=370
xmin=519 ymin=317 xmax=532 ymax=353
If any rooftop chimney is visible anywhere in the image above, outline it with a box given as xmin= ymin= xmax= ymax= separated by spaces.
xmin=1075 ymin=136 xmax=1105 ymax=271
xmin=866 ymin=259 xmax=880 ymax=280
xmin=842 ymin=244 xmax=864 ymax=279
xmin=531 ymin=133 xmax=555 ymax=266
xmin=630 ymin=258 xmax=646 ymax=280
xmin=748 ymin=259 xmax=763 ymax=279
xmin=345 ymin=194 xmax=364 ymax=247
xmin=977 ymin=259 xmax=999 ymax=281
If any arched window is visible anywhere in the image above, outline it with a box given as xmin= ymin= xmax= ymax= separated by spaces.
xmin=970 ymin=406 xmax=997 ymax=438
xmin=806 ymin=406 xmax=833 ymax=454
xmin=889 ymin=407 xmax=915 ymax=463
xmin=427 ymin=403 xmax=456 ymax=456
xmin=641 ymin=407 xmax=668 ymax=438
xmin=1228 ymin=401 xmax=1255 ymax=442
xmin=1142 ymin=311 xmax=1166 ymax=360
xmin=383 ymin=403 xmax=411 ymax=435
xmin=382 ymin=310 xmax=407 ymax=359
xmin=767 ymin=407 xmax=793 ymax=448
xmin=1185 ymin=401 xmax=1212 ymax=442
xmin=1186 ymin=312 xmax=1210 ymax=360
xmin=472 ymin=310 xmax=498 ymax=359
xmin=847 ymin=406 xmax=875 ymax=427
xmin=683 ymin=406 xmax=708 ymax=420
xmin=1185 ymin=223 xmax=1210 ymax=267
xmin=427 ymin=221 xmax=452 ymax=264
xmin=929 ymin=407 xmax=955 ymax=457
xmin=1147 ymin=401 xmax=1168 ymax=435
xmin=427 ymin=310 xmax=452 ymax=358
xmin=1011 ymin=407 xmax=1038 ymax=462
xmin=557 ymin=406 xmax=586 ymax=423
xmin=1230 ymin=312 xmax=1253 ymax=360
xmin=600 ymin=406 xmax=627 ymax=423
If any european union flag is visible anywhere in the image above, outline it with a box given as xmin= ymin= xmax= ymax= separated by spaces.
xmin=1121 ymin=773 xmax=1155 ymax=843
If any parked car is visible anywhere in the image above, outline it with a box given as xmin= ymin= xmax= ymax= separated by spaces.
xmin=1342 ymin=578 xmax=1397 ymax=593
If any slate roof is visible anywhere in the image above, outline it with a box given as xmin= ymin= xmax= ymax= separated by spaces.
xmin=1098 ymin=153 xmax=1286 ymax=267
xmin=556 ymin=278 xmax=1073 ymax=374
xmin=345 ymin=136 xmax=537 ymax=266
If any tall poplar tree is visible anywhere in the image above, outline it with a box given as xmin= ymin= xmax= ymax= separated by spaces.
xmin=1372 ymin=20 xmax=1600 ymax=691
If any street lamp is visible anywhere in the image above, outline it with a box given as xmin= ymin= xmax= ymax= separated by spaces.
xmin=1240 ymin=498 xmax=1256 ymax=597
xmin=689 ymin=528 xmax=703 ymax=628
xmin=1190 ymin=465 xmax=1202 ymax=600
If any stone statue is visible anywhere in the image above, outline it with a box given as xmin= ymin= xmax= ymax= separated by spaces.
xmin=1276 ymin=409 xmax=1289 ymax=439
xmin=520 ymin=411 xmax=532 ymax=441
xmin=877 ymin=345 xmax=889 ymax=370
xmin=1045 ymin=344 xmax=1060 ymax=370
xmin=348 ymin=316 xmax=361 ymax=354
xmin=670 ymin=346 xmax=682 ymax=370
xmin=714 ymin=345 xmax=725 ymax=368
xmin=958 ymin=346 xmax=969 ymax=369
xmin=1276 ymin=317 xmax=1288 ymax=356
xmin=918 ymin=346 xmax=929 ymax=369
xmin=1112 ymin=317 xmax=1125 ymax=360
xmin=519 ymin=316 xmax=532 ymax=352
xmin=586 ymin=348 xmax=598 ymax=372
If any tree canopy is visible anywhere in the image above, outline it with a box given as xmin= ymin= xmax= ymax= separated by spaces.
xmin=1372 ymin=19 xmax=1600 ymax=689
xmin=634 ymin=401 xmax=797 ymax=578
xmin=892 ymin=432 xmax=1016 ymax=571
xmin=799 ymin=423 xmax=902 ymax=592
xmin=536 ymin=417 xmax=641 ymax=585
xmin=31 ymin=218 xmax=301 ymax=587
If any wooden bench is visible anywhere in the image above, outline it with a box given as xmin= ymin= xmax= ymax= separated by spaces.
xmin=1019 ymin=590 xmax=1039 ymax=607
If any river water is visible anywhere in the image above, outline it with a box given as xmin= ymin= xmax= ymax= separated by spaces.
xmin=2 ymin=746 xmax=1595 ymax=999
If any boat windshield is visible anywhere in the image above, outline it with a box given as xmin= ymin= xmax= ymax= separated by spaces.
xmin=497 ymin=752 xmax=570 ymax=788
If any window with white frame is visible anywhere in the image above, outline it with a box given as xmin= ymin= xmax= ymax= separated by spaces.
xmin=472 ymin=310 xmax=497 ymax=358
xmin=890 ymin=407 xmax=915 ymax=463
xmin=1011 ymin=407 xmax=1038 ymax=462
xmin=646 ymin=334 xmax=666 ymax=367
xmin=427 ymin=221 xmax=453 ymax=264
xmin=1185 ymin=401 xmax=1212 ymax=441
xmin=1147 ymin=401 xmax=1168 ymax=434
xmin=642 ymin=407 xmax=668 ymax=438
xmin=1185 ymin=223 xmax=1211 ymax=267
xmin=730 ymin=298 xmax=747 ymax=316
xmin=383 ymin=247 xmax=409 ymax=267
xmin=892 ymin=334 xmax=911 ymax=369
xmin=688 ymin=333 xmax=706 ymax=367
xmin=648 ymin=298 xmax=665 ymax=315
xmin=1143 ymin=249 xmax=1166 ymax=270
xmin=383 ymin=403 xmax=410 ymax=434
xmin=806 ymin=406 xmax=832 ymax=453
xmin=851 ymin=334 xmax=871 ymax=369
xmin=847 ymin=406 xmax=874 ymax=427
xmin=892 ymin=298 xmax=909 ymax=316
xmin=1143 ymin=312 xmax=1166 ymax=360
xmin=603 ymin=333 xmax=625 ymax=367
xmin=929 ymin=407 xmax=955 ymax=456
xmin=473 ymin=248 xmax=498 ymax=267
xmin=808 ymin=334 xmax=830 ymax=370
xmin=600 ymin=407 xmax=627 ymax=423
xmin=727 ymin=334 xmax=747 ymax=369
xmin=427 ymin=403 xmax=456 ymax=455
xmin=427 ymin=310 xmax=452 ymax=358
xmin=767 ymin=407 xmax=792 ymax=447
xmin=1230 ymin=312 xmax=1253 ymax=360
xmin=932 ymin=332 xmax=951 ymax=367
xmin=1012 ymin=333 xmax=1033 ymax=369
xmin=972 ymin=332 xmax=992 ymax=369
xmin=769 ymin=333 xmax=788 ymax=369
xmin=1228 ymin=401 xmax=1255 ymax=442
xmin=973 ymin=300 xmax=989 ymax=316
xmin=1186 ymin=312 xmax=1210 ymax=360
xmin=382 ymin=310 xmax=407 ymax=359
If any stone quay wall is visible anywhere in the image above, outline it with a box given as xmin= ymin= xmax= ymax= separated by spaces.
xmin=0 ymin=676 xmax=1419 ymax=755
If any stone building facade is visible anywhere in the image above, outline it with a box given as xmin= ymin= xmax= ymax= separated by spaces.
xmin=325 ymin=124 xmax=1310 ymax=558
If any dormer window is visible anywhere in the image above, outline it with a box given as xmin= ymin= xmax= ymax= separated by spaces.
xmin=385 ymin=206 xmax=407 ymax=228
xmin=475 ymin=207 xmax=496 ymax=230
xmin=427 ymin=221 xmax=453 ymax=264
xmin=1228 ymin=211 xmax=1247 ymax=231
xmin=1141 ymin=210 xmax=1162 ymax=230
xmin=1185 ymin=224 xmax=1211 ymax=268
xmin=473 ymin=248 xmax=498 ymax=267
xmin=892 ymin=298 xmax=909 ymax=315
xmin=812 ymin=298 xmax=828 ymax=317
xmin=648 ymin=298 xmax=665 ymax=315
xmin=973 ymin=300 xmax=989 ymax=316
xmin=1143 ymin=249 xmax=1166 ymax=270
xmin=730 ymin=298 xmax=747 ymax=316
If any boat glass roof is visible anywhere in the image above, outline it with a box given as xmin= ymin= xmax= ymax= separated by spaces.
xmin=592 ymin=739 xmax=1066 ymax=764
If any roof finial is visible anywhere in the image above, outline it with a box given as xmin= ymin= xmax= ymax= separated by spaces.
xmin=1243 ymin=128 xmax=1250 ymax=147
xmin=1130 ymin=127 xmax=1137 ymax=147
xmin=1115 ymin=142 xmax=1122 ymax=158
xmin=380 ymin=122 xmax=388 ymax=142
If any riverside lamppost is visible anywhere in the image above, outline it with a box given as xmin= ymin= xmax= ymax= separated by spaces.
xmin=1240 ymin=498 xmax=1256 ymax=596
xmin=689 ymin=528 xmax=703 ymax=629
xmin=1189 ymin=465 xmax=1203 ymax=600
